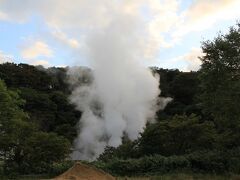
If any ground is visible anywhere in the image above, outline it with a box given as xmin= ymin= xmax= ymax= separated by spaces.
xmin=1 ymin=174 xmax=240 ymax=180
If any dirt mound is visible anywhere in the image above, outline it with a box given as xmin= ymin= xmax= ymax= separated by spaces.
xmin=53 ymin=162 xmax=115 ymax=180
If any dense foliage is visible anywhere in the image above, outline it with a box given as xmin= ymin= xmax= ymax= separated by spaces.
xmin=0 ymin=65 xmax=79 ymax=175
xmin=94 ymin=148 xmax=240 ymax=176
xmin=199 ymin=24 xmax=240 ymax=149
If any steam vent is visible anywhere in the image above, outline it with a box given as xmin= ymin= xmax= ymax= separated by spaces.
xmin=53 ymin=162 xmax=115 ymax=180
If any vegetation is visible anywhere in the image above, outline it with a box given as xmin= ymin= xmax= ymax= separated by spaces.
xmin=0 ymin=66 xmax=78 ymax=175
xmin=0 ymin=23 xmax=239 ymax=178
xmin=95 ymin=148 xmax=240 ymax=176
xmin=0 ymin=79 xmax=71 ymax=175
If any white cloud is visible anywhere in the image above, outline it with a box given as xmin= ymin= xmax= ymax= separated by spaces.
xmin=51 ymin=29 xmax=80 ymax=49
xmin=0 ymin=0 xmax=239 ymax=66
xmin=21 ymin=40 xmax=53 ymax=59
xmin=0 ymin=11 xmax=8 ymax=21
xmin=173 ymin=0 xmax=240 ymax=39
xmin=183 ymin=48 xmax=203 ymax=71
xmin=142 ymin=0 xmax=181 ymax=57
xmin=0 ymin=0 xmax=113 ymax=28
xmin=20 ymin=40 xmax=53 ymax=67
xmin=29 ymin=59 xmax=51 ymax=67
xmin=161 ymin=48 xmax=203 ymax=72
xmin=186 ymin=0 xmax=238 ymax=22
xmin=55 ymin=64 xmax=67 ymax=68
xmin=0 ymin=0 xmax=182 ymax=58
xmin=0 ymin=50 xmax=13 ymax=63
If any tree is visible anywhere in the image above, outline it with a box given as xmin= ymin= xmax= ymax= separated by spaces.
xmin=19 ymin=87 xmax=57 ymax=131
xmin=19 ymin=88 xmax=80 ymax=141
xmin=0 ymin=63 xmax=54 ymax=91
xmin=152 ymin=68 xmax=201 ymax=120
xmin=0 ymin=79 xmax=71 ymax=174
xmin=0 ymin=63 xmax=81 ymax=142
xmin=199 ymin=23 xmax=240 ymax=140
xmin=169 ymin=72 xmax=199 ymax=105
xmin=98 ymin=137 xmax=140 ymax=162
xmin=19 ymin=132 xmax=70 ymax=174
xmin=0 ymin=79 xmax=34 ymax=173
xmin=138 ymin=114 xmax=216 ymax=156
xmin=0 ymin=79 xmax=29 ymax=160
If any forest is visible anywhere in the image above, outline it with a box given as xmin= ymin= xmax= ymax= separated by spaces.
xmin=0 ymin=23 xmax=240 ymax=178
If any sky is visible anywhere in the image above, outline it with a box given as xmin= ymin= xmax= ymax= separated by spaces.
xmin=0 ymin=0 xmax=240 ymax=71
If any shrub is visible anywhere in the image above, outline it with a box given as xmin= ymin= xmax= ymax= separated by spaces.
xmin=94 ymin=149 xmax=240 ymax=176
xmin=94 ymin=155 xmax=190 ymax=176
xmin=48 ymin=161 xmax=74 ymax=175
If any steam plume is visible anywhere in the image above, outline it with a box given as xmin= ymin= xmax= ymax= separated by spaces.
xmin=68 ymin=3 xmax=168 ymax=160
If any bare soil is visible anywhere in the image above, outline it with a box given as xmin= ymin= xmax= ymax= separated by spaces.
xmin=53 ymin=162 xmax=115 ymax=180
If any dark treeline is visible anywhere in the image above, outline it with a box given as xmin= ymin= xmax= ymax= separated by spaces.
xmin=0 ymin=23 xmax=240 ymax=176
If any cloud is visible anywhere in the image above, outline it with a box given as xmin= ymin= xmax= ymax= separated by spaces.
xmin=55 ymin=64 xmax=67 ymax=68
xmin=173 ymin=0 xmax=240 ymax=38
xmin=0 ymin=11 xmax=8 ymax=21
xmin=51 ymin=29 xmax=80 ymax=49
xmin=142 ymin=0 xmax=181 ymax=57
xmin=186 ymin=0 xmax=238 ymax=22
xmin=29 ymin=59 xmax=51 ymax=67
xmin=19 ymin=40 xmax=53 ymax=67
xmin=162 ymin=48 xmax=203 ymax=72
xmin=0 ymin=50 xmax=13 ymax=63
xmin=183 ymin=48 xmax=203 ymax=71
xmin=21 ymin=40 xmax=53 ymax=59
xmin=0 ymin=0 xmax=113 ymax=28
xmin=0 ymin=0 xmax=239 ymax=68
xmin=0 ymin=0 xmax=181 ymax=58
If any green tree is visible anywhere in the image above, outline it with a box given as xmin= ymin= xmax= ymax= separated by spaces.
xmin=20 ymin=132 xmax=70 ymax=174
xmin=0 ymin=63 xmax=81 ymax=142
xmin=0 ymin=79 xmax=33 ymax=172
xmin=138 ymin=114 xmax=216 ymax=156
xmin=169 ymin=72 xmax=199 ymax=105
xmin=98 ymin=137 xmax=139 ymax=162
xmin=0 ymin=79 xmax=71 ymax=174
xmin=0 ymin=79 xmax=29 ymax=159
xmin=0 ymin=63 xmax=54 ymax=91
xmin=199 ymin=23 xmax=240 ymax=147
xmin=152 ymin=68 xmax=201 ymax=120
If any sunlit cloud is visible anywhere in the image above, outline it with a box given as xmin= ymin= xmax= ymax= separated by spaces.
xmin=21 ymin=40 xmax=53 ymax=59
xmin=161 ymin=48 xmax=203 ymax=72
xmin=28 ymin=59 xmax=51 ymax=67
xmin=51 ymin=29 xmax=80 ymax=49
xmin=183 ymin=48 xmax=203 ymax=71
xmin=0 ymin=0 xmax=181 ymax=58
xmin=173 ymin=0 xmax=240 ymax=39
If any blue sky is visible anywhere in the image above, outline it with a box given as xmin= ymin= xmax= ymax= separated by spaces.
xmin=0 ymin=0 xmax=240 ymax=71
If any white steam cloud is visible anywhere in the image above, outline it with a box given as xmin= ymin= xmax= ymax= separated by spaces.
xmin=68 ymin=3 xmax=169 ymax=160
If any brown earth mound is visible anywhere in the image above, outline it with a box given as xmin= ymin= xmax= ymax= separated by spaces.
xmin=53 ymin=162 xmax=115 ymax=180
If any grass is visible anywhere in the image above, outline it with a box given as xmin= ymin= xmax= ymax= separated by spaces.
xmin=1 ymin=173 xmax=240 ymax=180
xmin=116 ymin=173 xmax=240 ymax=180
xmin=0 ymin=175 xmax=52 ymax=180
